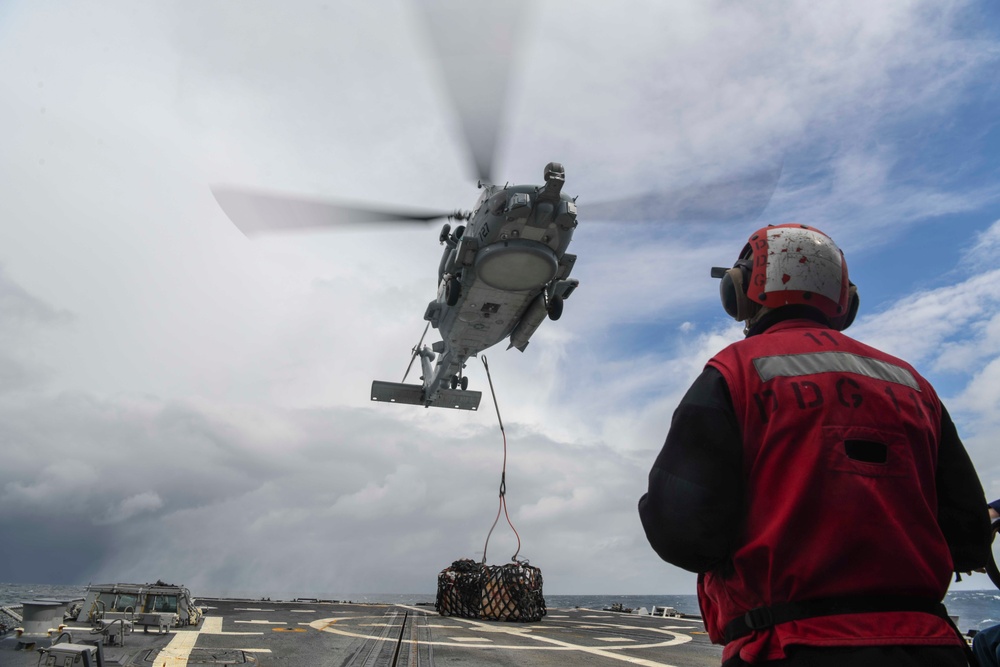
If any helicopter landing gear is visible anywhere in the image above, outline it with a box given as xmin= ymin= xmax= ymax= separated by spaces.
xmin=439 ymin=223 xmax=451 ymax=244
xmin=445 ymin=276 xmax=461 ymax=306
xmin=450 ymin=374 xmax=470 ymax=391
xmin=547 ymin=294 xmax=564 ymax=321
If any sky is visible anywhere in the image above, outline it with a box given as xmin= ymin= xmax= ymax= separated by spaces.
xmin=1 ymin=0 xmax=999 ymax=598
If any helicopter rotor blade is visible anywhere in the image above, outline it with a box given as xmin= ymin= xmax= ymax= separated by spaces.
xmin=402 ymin=321 xmax=432 ymax=383
xmin=583 ymin=161 xmax=784 ymax=224
xmin=212 ymin=186 xmax=454 ymax=236
xmin=414 ymin=0 xmax=528 ymax=184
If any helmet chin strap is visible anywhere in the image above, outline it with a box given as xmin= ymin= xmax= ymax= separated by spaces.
xmin=742 ymin=306 xmax=770 ymax=336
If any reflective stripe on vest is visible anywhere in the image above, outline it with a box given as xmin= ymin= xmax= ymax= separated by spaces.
xmin=752 ymin=351 xmax=920 ymax=390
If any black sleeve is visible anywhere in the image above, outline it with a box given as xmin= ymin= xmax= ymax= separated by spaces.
xmin=638 ymin=366 xmax=744 ymax=573
xmin=935 ymin=404 xmax=991 ymax=572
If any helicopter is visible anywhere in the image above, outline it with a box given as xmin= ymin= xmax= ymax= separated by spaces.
xmin=212 ymin=162 xmax=779 ymax=411
xmin=387 ymin=160 xmax=581 ymax=410
xmin=213 ymin=159 xmax=580 ymax=411
xmin=209 ymin=1 xmax=781 ymax=410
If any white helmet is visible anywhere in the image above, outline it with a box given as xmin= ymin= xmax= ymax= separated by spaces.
xmin=715 ymin=224 xmax=859 ymax=331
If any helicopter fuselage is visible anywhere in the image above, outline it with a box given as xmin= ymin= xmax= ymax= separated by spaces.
xmin=417 ymin=163 xmax=580 ymax=406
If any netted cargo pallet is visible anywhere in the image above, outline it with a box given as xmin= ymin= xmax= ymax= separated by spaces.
xmin=436 ymin=559 xmax=546 ymax=622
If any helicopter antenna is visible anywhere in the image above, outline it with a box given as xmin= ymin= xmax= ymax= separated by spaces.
xmin=402 ymin=322 xmax=431 ymax=383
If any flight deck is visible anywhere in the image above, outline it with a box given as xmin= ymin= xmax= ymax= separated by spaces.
xmin=3 ymin=598 xmax=723 ymax=667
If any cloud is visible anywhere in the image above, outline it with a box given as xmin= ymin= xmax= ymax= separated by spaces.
xmin=2 ymin=459 xmax=99 ymax=508
xmin=0 ymin=266 xmax=73 ymax=333
xmin=850 ymin=219 xmax=1000 ymax=372
xmin=965 ymin=218 xmax=1000 ymax=269
xmin=0 ymin=266 xmax=74 ymax=393
xmin=98 ymin=492 xmax=165 ymax=525
xmin=328 ymin=465 xmax=428 ymax=519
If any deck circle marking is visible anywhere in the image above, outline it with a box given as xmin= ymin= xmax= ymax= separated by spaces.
xmin=309 ymin=616 xmax=692 ymax=651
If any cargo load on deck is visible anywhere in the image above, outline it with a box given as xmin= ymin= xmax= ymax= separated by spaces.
xmin=435 ymin=559 xmax=546 ymax=622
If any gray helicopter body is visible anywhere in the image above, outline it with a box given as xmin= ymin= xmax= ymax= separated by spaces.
xmin=372 ymin=163 xmax=580 ymax=410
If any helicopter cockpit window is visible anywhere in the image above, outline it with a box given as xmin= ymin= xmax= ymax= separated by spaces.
xmin=490 ymin=193 xmax=507 ymax=216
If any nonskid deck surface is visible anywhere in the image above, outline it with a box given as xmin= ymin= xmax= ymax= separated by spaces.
xmin=2 ymin=599 xmax=723 ymax=666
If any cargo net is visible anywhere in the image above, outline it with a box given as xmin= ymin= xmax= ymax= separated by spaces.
xmin=436 ymin=558 xmax=546 ymax=622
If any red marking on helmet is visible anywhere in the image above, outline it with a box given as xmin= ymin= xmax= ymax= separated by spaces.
xmin=782 ymin=274 xmax=791 ymax=284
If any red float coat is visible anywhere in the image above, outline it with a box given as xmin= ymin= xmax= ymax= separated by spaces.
xmin=701 ymin=319 xmax=962 ymax=664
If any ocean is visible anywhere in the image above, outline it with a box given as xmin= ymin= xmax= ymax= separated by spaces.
xmin=3 ymin=582 xmax=1000 ymax=632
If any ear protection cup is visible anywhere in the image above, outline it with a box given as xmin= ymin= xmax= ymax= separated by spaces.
xmin=831 ymin=283 xmax=860 ymax=331
xmin=719 ymin=258 xmax=757 ymax=322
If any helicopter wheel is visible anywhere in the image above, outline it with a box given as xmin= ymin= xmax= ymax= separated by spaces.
xmin=446 ymin=278 xmax=461 ymax=306
xmin=450 ymin=375 xmax=458 ymax=390
xmin=547 ymin=294 xmax=564 ymax=321
xmin=460 ymin=376 xmax=469 ymax=391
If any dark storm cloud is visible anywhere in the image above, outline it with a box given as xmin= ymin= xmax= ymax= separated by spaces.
xmin=0 ymin=383 xmax=661 ymax=595
xmin=0 ymin=518 xmax=115 ymax=585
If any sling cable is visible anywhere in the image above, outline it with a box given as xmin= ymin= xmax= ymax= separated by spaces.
xmin=433 ymin=356 xmax=546 ymax=622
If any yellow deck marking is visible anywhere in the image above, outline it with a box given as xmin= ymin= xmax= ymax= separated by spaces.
xmin=202 ymin=618 xmax=223 ymax=634
xmin=290 ymin=609 xmax=316 ymax=613
xmin=235 ymin=620 xmax=287 ymax=624
xmin=201 ymin=615 xmax=262 ymax=635
xmin=156 ymin=615 xmax=276 ymax=666
xmin=597 ymin=637 xmax=635 ymax=642
xmin=157 ymin=629 xmax=199 ymax=666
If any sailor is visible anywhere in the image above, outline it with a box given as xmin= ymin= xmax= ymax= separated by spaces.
xmin=972 ymin=500 xmax=1000 ymax=666
xmin=638 ymin=224 xmax=992 ymax=666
